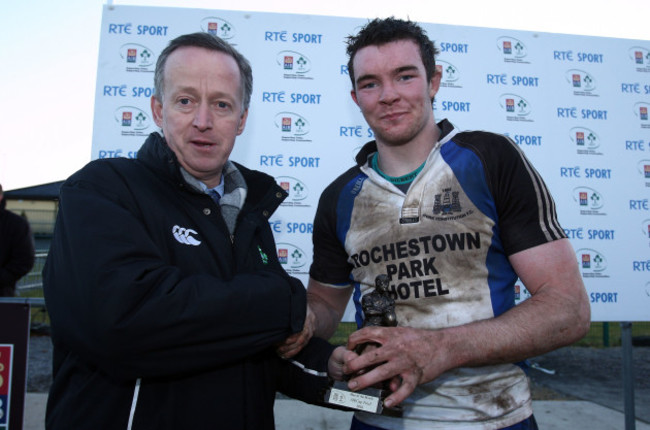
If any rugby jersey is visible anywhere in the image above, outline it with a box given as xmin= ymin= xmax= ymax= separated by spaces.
xmin=310 ymin=119 xmax=565 ymax=429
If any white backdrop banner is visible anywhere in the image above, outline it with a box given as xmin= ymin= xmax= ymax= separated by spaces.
xmin=92 ymin=5 xmax=650 ymax=322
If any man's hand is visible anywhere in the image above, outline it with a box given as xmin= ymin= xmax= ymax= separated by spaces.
xmin=276 ymin=305 xmax=315 ymax=358
xmin=328 ymin=346 xmax=358 ymax=381
xmin=342 ymin=239 xmax=592 ymax=409
xmin=344 ymin=326 xmax=446 ymax=408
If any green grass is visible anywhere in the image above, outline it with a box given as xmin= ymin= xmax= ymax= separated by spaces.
xmin=576 ymin=322 xmax=649 ymax=347
xmin=330 ymin=322 xmax=357 ymax=346
xmin=15 ymin=287 xmax=50 ymax=328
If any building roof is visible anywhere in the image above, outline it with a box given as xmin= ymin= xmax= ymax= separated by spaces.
xmin=4 ymin=181 xmax=64 ymax=201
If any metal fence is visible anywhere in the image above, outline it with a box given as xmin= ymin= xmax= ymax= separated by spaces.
xmin=16 ymin=252 xmax=48 ymax=295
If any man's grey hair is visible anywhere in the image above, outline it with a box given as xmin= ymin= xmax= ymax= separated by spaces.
xmin=153 ymin=32 xmax=253 ymax=112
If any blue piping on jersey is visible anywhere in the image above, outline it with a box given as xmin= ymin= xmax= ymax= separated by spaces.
xmin=336 ymin=173 xmax=368 ymax=245
xmin=441 ymin=141 xmax=517 ymax=317
xmin=336 ymin=173 xmax=369 ymax=328
xmin=351 ymin=280 xmax=364 ymax=328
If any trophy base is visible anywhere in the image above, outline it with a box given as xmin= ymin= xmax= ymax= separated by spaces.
xmin=323 ymin=381 xmax=403 ymax=416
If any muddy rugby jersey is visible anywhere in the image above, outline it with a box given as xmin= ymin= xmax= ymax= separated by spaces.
xmin=310 ymin=119 xmax=565 ymax=429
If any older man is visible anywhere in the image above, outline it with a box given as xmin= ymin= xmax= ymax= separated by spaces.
xmin=43 ymin=32 xmax=344 ymax=430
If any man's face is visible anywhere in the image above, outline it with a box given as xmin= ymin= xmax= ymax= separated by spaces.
xmin=151 ymin=46 xmax=248 ymax=188
xmin=351 ymin=40 xmax=440 ymax=147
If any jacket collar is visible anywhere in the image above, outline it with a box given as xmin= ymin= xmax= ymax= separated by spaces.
xmin=136 ymin=132 xmax=287 ymax=215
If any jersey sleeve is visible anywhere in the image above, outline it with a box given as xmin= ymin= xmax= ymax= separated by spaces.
xmin=309 ymin=169 xmax=359 ymax=286
xmin=455 ymin=132 xmax=566 ymax=256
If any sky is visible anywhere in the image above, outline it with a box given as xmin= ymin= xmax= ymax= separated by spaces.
xmin=1 ymin=0 xmax=649 ymax=191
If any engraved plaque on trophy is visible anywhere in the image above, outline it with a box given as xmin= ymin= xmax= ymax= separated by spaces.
xmin=323 ymin=274 xmax=402 ymax=416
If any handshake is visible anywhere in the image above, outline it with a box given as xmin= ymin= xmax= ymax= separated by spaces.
xmin=284 ymin=275 xmax=404 ymax=415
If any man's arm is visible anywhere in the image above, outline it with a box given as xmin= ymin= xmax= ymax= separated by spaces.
xmin=277 ymin=339 xmax=353 ymax=404
xmin=309 ymin=278 xmax=354 ymax=339
xmin=277 ymin=277 xmax=353 ymax=358
xmin=44 ymin=166 xmax=306 ymax=380
xmin=344 ymin=239 xmax=591 ymax=408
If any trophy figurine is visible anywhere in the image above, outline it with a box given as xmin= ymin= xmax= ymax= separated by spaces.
xmin=324 ymin=274 xmax=402 ymax=416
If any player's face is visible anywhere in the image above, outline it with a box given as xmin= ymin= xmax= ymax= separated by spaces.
xmin=151 ymin=46 xmax=248 ymax=188
xmin=351 ymin=40 xmax=440 ymax=147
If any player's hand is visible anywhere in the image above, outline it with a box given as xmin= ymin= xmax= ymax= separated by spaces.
xmin=344 ymin=326 xmax=445 ymax=408
xmin=276 ymin=305 xmax=315 ymax=358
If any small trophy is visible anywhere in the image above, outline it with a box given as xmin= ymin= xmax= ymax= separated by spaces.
xmin=324 ymin=274 xmax=402 ymax=416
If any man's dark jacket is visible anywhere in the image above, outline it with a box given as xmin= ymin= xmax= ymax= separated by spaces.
xmin=43 ymin=133 xmax=333 ymax=429
xmin=0 ymin=197 xmax=34 ymax=296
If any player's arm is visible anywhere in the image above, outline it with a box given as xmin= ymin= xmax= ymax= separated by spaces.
xmin=344 ymin=238 xmax=590 ymax=408
xmin=308 ymin=278 xmax=354 ymax=338
xmin=277 ymin=277 xmax=353 ymax=358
